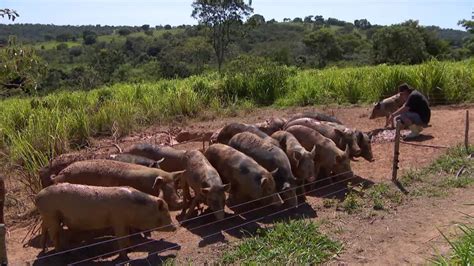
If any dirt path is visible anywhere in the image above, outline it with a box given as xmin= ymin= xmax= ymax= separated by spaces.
xmin=4 ymin=105 xmax=474 ymax=265
xmin=332 ymin=186 xmax=474 ymax=265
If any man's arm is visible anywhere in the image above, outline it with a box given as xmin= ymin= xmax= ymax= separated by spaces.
xmin=388 ymin=105 xmax=410 ymax=125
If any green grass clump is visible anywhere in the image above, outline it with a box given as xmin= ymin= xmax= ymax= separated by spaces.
xmin=433 ymin=222 xmax=474 ymax=265
xmin=222 ymin=219 xmax=342 ymax=264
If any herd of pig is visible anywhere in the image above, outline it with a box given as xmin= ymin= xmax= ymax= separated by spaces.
xmin=34 ymin=111 xmax=377 ymax=258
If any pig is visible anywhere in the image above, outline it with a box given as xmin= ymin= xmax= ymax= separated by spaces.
xmin=36 ymin=183 xmax=175 ymax=257
xmin=213 ymin=122 xmax=280 ymax=147
xmin=228 ymin=132 xmax=298 ymax=207
xmin=204 ymin=144 xmax=284 ymax=208
xmin=180 ymin=150 xmax=229 ymax=220
xmin=369 ymin=93 xmax=403 ymax=128
xmin=286 ymin=111 xmax=343 ymax=125
xmin=284 ymin=118 xmax=361 ymax=158
xmin=271 ymin=131 xmax=317 ymax=184
xmin=109 ymin=153 xmax=164 ymax=168
xmin=51 ymin=160 xmax=183 ymax=211
xmin=123 ymin=143 xmax=186 ymax=172
xmin=253 ymin=117 xmax=287 ymax=136
xmin=323 ymin=121 xmax=374 ymax=162
xmin=285 ymin=125 xmax=353 ymax=182
xmin=39 ymin=152 xmax=111 ymax=188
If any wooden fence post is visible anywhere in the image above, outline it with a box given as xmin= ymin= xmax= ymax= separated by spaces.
xmin=0 ymin=176 xmax=7 ymax=266
xmin=465 ymin=110 xmax=470 ymax=154
xmin=392 ymin=121 xmax=401 ymax=181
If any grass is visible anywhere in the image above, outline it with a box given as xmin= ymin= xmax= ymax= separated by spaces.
xmin=432 ymin=214 xmax=473 ymax=265
xmin=0 ymin=59 xmax=473 ymax=193
xmin=222 ymin=219 xmax=342 ymax=264
xmin=400 ymin=146 xmax=474 ymax=197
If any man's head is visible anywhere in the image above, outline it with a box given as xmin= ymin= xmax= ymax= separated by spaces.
xmin=398 ymin=83 xmax=413 ymax=102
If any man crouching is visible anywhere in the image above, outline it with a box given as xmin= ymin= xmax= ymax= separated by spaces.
xmin=389 ymin=83 xmax=431 ymax=140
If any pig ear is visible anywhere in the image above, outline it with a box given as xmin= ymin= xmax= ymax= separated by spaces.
xmin=293 ymin=151 xmax=303 ymax=162
xmin=260 ymin=177 xmax=269 ymax=187
xmin=171 ymin=170 xmax=185 ymax=182
xmin=221 ymin=183 xmax=231 ymax=192
xmin=282 ymin=182 xmax=291 ymax=190
xmin=270 ymin=168 xmax=279 ymax=176
xmin=109 ymin=154 xmax=117 ymax=159
xmin=152 ymin=176 xmax=164 ymax=190
xmin=334 ymin=129 xmax=344 ymax=138
xmin=344 ymin=145 xmax=351 ymax=157
xmin=156 ymin=157 xmax=165 ymax=165
xmin=201 ymin=187 xmax=211 ymax=195
xmin=310 ymin=145 xmax=317 ymax=158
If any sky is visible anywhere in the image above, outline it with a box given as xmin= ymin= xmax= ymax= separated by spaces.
xmin=2 ymin=0 xmax=473 ymax=30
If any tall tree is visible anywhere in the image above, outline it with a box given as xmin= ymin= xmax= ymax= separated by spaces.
xmin=303 ymin=28 xmax=342 ymax=67
xmin=191 ymin=0 xmax=253 ymax=72
xmin=0 ymin=9 xmax=19 ymax=21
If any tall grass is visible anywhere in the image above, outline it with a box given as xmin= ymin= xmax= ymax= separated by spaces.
xmin=0 ymin=59 xmax=473 ymax=192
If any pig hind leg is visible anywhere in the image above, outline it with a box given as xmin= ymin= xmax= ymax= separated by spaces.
xmin=113 ymin=224 xmax=131 ymax=258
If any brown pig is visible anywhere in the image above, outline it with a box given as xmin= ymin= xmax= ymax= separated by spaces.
xmin=286 ymin=111 xmax=343 ymax=125
xmin=213 ymin=122 xmax=280 ymax=146
xmin=204 ymin=144 xmax=284 ymax=207
xmin=109 ymin=153 xmax=164 ymax=168
xmin=253 ymin=117 xmax=287 ymax=135
xmin=52 ymin=160 xmax=183 ymax=211
xmin=285 ymin=125 xmax=353 ymax=181
xmin=271 ymin=131 xmax=317 ymax=184
xmin=369 ymin=93 xmax=403 ymax=128
xmin=180 ymin=150 xmax=229 ymax=220
xmin=284 ymin=118 xmax=361 ymax=158
xmin=35 ymin=183 xmax=175 ymax=257
xmin=229 ymin=132 xmax=298 ymax=207
xmin=123 ymin=143 xmax=186 ymax=172
xmin=322 ymin=121 xmax=374 ymax=162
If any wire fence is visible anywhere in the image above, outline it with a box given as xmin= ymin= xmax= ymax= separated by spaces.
xmin=71 ymin=173 xmax=364 ymax=266
xmin=27 ymin=170 xmax=357 ymax=265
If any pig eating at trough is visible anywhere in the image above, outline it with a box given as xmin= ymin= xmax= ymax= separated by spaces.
xmin=284 ymin=118 xmax=361 ymax=158
xmin=285 ymin=125 xmax=353 ymax=182
xmin=180 ymin=150 xmax=229 ymax=220
xmin=228 ymin=132 xmax=298 ymax=207
xmin=51 ymin=159 xmax=183 ymax=211
xmin=204 ymin=144 xmax=284 ymax=208
xmin=35 ymin=183 xmax=175 ymax=257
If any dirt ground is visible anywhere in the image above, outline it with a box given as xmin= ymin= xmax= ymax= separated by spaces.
xmin=4 ymin=104 xmax=474 ymax=265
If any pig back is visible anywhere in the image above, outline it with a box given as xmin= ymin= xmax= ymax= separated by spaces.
xmin=124 ymin=143 xmax=186 ymax=172
xmin=36 ymin=184 xmax=168 ymax=231
xmin=228 ymin=132 xmax=294 ymax=188
xmin=216 ymin=123 xmax=270 ymax=144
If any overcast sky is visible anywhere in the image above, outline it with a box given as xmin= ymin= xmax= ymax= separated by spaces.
xmin=2 ymin=0 xmax=473 ymax=30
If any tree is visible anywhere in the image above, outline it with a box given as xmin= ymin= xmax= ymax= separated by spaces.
xmin=458 ymin=19 xmax=474 ymax=34
xmin=354 ymin=19 xmax=371 ymax=29
xmin=283 ymin=18 xmax=291 ymax=22
xmin=0 ymin=8 xmax=19 ymax=21
xmin=118 ymin=28 xmax=132 ymax=36
xmin=292 ymin=17 xmax=303 ymax=23
xmin=372 ymin=25 xmax=427 ymax=64
xmin=0 ymin=37 xmax=47 ymax=95
xmin=314 ymin=15 xmax=324 ymax=25
xmin=303 ymin=28 xmax=342 ymax=67
xmin=141 ymin=24 xmax=150 ymax=31
xmin=247 ymin=14 xmax=265 ymax=26
xmin=304 ymin=16 xmax=313 ymax=23
xmin=83 ymin=30 xmax=97 ymax=45
xmin=191 ymin=0 xmax=253 ymax=72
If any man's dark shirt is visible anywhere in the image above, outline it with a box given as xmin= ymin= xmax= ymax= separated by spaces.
xmin=405 ymin=90 xmax=431 ymax=124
